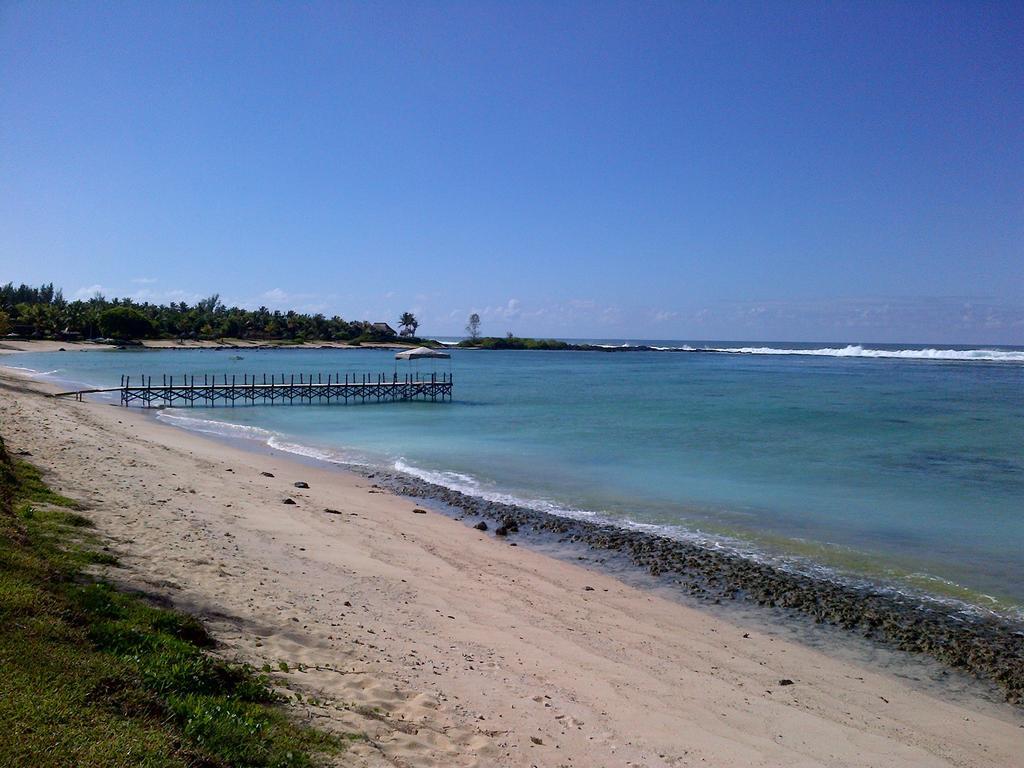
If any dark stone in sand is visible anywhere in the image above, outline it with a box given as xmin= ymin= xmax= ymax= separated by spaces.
xmin=495 ymin=517 xmax=520 ymax=537
xmin=324 ymin=508 xmax=342 ymax=515
xmin=473 ymin=521 xmax=488 ymax=531
xmin=262 ymin=471 xmax=275 ymax=477
xmin=294 ymin=481 xmax=309 ymax=488
xmin=778 ymin=679 xmax=795 ymax=686
xmin=413 ymin=508 xmax=427 ymax=514
xmin=584 ymin=586 xmax=595 ymax=591
xmin=282 ymin=498 xmax=296 ymax=505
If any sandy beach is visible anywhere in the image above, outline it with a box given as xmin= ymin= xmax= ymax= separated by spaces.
xmin=1 ymin=366 xmax=1021 ymax=767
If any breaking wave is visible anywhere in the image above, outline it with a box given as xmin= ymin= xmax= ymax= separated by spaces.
xmin=392 ymin=459 xmax=598 ymax=520
xmin=153 ymin=411 xmax=372 ymax=466
xmin=674 ymin=345 xmax=1023 ymax=361
xmin=154 ymin=412 xmax=276 ymax=440
xmin=2 ymin=365 xmax=64 ymax=377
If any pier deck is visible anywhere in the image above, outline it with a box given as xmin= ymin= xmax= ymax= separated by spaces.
xmin=53 ymin=372 xmax=453 ymax=407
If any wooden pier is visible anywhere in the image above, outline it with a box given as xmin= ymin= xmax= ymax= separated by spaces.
xmin=53 ymin=372 xmax=453 ymax=408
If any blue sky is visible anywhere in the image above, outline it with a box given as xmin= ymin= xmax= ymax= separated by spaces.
xmin=2 ymin=1 xmax=1022 ymax=343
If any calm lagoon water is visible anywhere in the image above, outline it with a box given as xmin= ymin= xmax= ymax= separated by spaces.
xmin=12 ymin=342 xmax=1024 ymax=616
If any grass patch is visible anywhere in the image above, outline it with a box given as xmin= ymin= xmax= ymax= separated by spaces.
xmin=0 ymin=436 xmax=348 ymax=767
xmin=8 ymin=455 xmax=79 ymax=509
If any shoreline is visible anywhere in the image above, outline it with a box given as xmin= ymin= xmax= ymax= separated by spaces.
xmin=158 ymin=405 xmax=1024 ymax=614
xmin=107 ymin=382 xmax=1024 ymax=705
xmin=153 ymin=404 xmax=1024 ymax=617
xmin=1 ymin=367 xmax=1022 ymax=765
xmin=168 ymin=403 xmax=1023 ymax=705
xmin=8 ymin=352 xmax=1024 ymax=704
xmin=126 ymin=401 xmax=1024 ymax=632
xmin=7 ymin=348 xmax=1024 ymax=704
xmin=369 ymin=468 xmax=1024 ymax=704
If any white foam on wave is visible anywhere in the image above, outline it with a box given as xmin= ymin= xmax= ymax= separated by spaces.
xmin=699 ymin=344 xmax=1024 ymax=362
xmin=266 ymin=436 xmax=372 ymax=467
xmin=155 ymin=411 xmax=372 ymax=467
xmin=2 ymin=364 xmax=64 ymax=377
xmin=155 ymin=411 xmax=276 ymax=441
xmin=392 ymin=459 xmax=767 ymax=557
xmin=393 ymin=459 xmax=598 ymax=520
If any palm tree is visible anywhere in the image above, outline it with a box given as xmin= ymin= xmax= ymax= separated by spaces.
xmin=398 ymin=312 xmax=419 ymax=338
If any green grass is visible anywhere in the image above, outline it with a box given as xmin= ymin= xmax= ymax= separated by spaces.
xmin=0 ymin=437 xmax=349 ymax=767
xmin=6 ymin=455 xmax=79 ymax=509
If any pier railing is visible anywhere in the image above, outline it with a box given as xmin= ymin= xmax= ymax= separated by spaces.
xmin=53 ymin=372 xmax=453 ymax=408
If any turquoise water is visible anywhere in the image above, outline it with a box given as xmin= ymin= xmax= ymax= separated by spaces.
xmin=11 ymin=342 xmax=1024 ymax=614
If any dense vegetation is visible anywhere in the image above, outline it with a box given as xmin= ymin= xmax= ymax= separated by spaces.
xmin=0 ymin=282 xmax=411 ymax=343
xmin=0 ymin=435 xmax=351 ymax=766
xmin=457 ymin=335 xmax=570 ymax=350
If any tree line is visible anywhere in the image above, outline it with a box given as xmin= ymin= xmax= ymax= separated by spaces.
xmin=0 ymin=282 xmax=419 ymax=344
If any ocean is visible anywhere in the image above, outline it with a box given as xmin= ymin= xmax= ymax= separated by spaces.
xmin=12 ymin=340 xmax=1024 ymax=618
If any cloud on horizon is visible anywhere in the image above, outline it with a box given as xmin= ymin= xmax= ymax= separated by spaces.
xmin=73 ymin=284 xmax=104 ymax=299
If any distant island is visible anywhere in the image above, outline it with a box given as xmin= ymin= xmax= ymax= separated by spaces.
xmin=456 ymin=335 xmax=659 ymax=351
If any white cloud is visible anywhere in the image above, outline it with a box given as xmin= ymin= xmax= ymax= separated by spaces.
xmin=494 ymin=298 xmax=521 ymax=319
xmin=131 ymin=277 xmax=157 ymax=284
xmin=262 ymin=288 xmax=289 ymax=304
xmin=162 ymin=289 xmax=206 ymax=304
xmin=73 ymin=284 xmax=104 ymax=299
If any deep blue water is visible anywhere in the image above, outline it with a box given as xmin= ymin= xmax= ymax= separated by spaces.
xmin=11 ymin=341 xmax=1024 ymax=615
